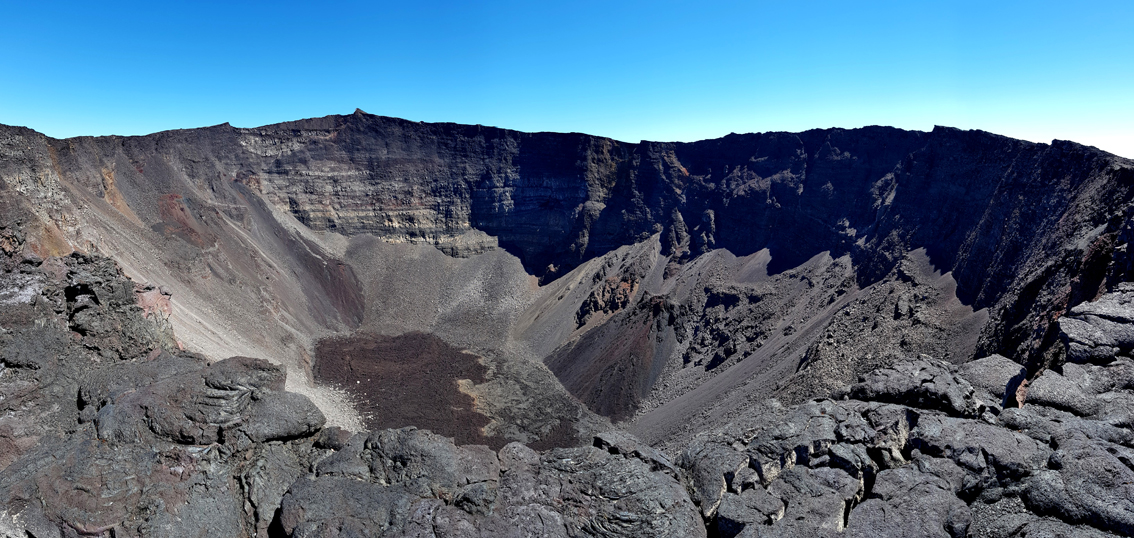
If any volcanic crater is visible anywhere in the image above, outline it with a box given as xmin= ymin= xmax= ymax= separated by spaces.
xmin=1 ymin=112 xmax=1133 ymax=537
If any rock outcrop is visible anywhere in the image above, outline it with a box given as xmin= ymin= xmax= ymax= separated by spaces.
xmin=677 ymin=287 xmax=1134 ymax=537
xmin=281 ymin=429 xmax=703 ymax=538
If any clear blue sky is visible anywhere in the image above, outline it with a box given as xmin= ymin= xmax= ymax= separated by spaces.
xmin=1 ymin=1 xmax=1131 ymax=157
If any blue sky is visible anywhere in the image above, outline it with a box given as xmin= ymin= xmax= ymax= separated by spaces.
xmin=1 ymin=1 xmax=1131 ymax=157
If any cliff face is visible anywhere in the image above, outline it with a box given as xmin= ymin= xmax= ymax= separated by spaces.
xmin=70 ymin=111 xmax=1127 ymax=367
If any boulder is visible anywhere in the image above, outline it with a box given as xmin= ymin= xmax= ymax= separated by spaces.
xmin=1022 ymin=438 xmax=1134 ymax=536
xmin=242 ymin=391 xmax=326 ymax=443
xmin=911 ymin=414 xmax=1050 ymax=496
xmin=1026 ymin=366 xmax=1102 ymax=416
xmin=836 ymin=358 xmax=984 ymax=417
xmin=1060 ymin=289 xmax=1134 ymax=364
xmin=759 ymin=466 xmax=860 ymax=537
xmin=715 ymin=488 xmax=785 ymax=536
xmin=999 ymin=405 xmax=1134 ymax=447
xmin=958 ymin=354 xmax=1027 ymax=407
xmin=846 ymin=456 xmax=970 ymax=538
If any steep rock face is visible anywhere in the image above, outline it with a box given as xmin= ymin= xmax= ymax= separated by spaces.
xmin=50 ymin=114 xmax=1134 ymax=368
xmin=238 ymin=116 xmax=1134 ymax=374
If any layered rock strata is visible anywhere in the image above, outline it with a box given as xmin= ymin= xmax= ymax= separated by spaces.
xmin=4 ymin=113 xmax=1131 ymax=371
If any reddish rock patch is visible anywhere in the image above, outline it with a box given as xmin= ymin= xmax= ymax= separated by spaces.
xmin=313 ymin=331 xmax=506 ymax=449
xmin=134 ymin=284 xmax=172 ymax=320
xmin=154 ymin=193 xmax=215 ymax=248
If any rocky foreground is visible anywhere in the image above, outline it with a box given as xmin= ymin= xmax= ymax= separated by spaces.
xmin=3 ymin=244 xmax=1134 ymax=536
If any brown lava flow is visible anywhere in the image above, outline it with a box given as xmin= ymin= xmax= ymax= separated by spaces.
xmin=313 ymin=331 xmax=507 ymax=449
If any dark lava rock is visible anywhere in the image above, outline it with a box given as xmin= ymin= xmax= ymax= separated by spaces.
xmin=0 ymin=250 xmax=705 ymax=537
xmin=910 ymin=414 xmax=1051 ymax=499
xmin=846 ymin=456 xmax=970 ymax=538
xmin=675 ymin=306 xmax=1134 ymax=538
xmin=91 ymin=355 xmax=316 ymax=446
xmin=313 ymin=331 xmax=508 ymax=449
xmin=715 ymin=488 xmax=785 ymax=536
xmin=1025 ymin=364 xmax=1104 ymax=416
xmin=998 ymin=404 xmax=1134 ymax=449
xmin=285 ymin=429 xmax=705 ymax=538
xmin=1022 ymin=439 xmax=1134 ymax=536
xmin=1060 ymin=285 xmax=1134 ymax=365
xmin=593 ymin=430 xmax=680 ymax=478
xmin=243 ymin=390 xmax=327 ymax=443
xmin=0 ymin=355 xmax=321 ymax=537
xmin=835 ymin=358 xmax=985 ymax=417
xmin=959 ymin=354 xmax=1028 ymax=408
xmin=279 ymin=477 xmax=418 ymax=537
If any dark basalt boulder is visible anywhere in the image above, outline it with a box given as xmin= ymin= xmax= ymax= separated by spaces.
xmin=1025 ymin=363 xmax=1107 ymax=417
xmin=958 ymin=354 xmax=1028 ymax=408
xmin=909 ymin=414 xmax=1051 ymax=500
xmin=243 ymin=390 xmax=327 ymax=443
xmin=846 ymin=456 xmax=971 ymax=538
xmin=1022 ymin=438 xmax=1134 ymax=536
xmin=714 ymin=487 xmax=786 ymax=536
xmin=1060 ymin=284 xmax=1134 ymax=365
xmin=834 ymin=358 xmax=985 ymax=418
xmin=91 ymin=355 xmax=319 ymax=446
